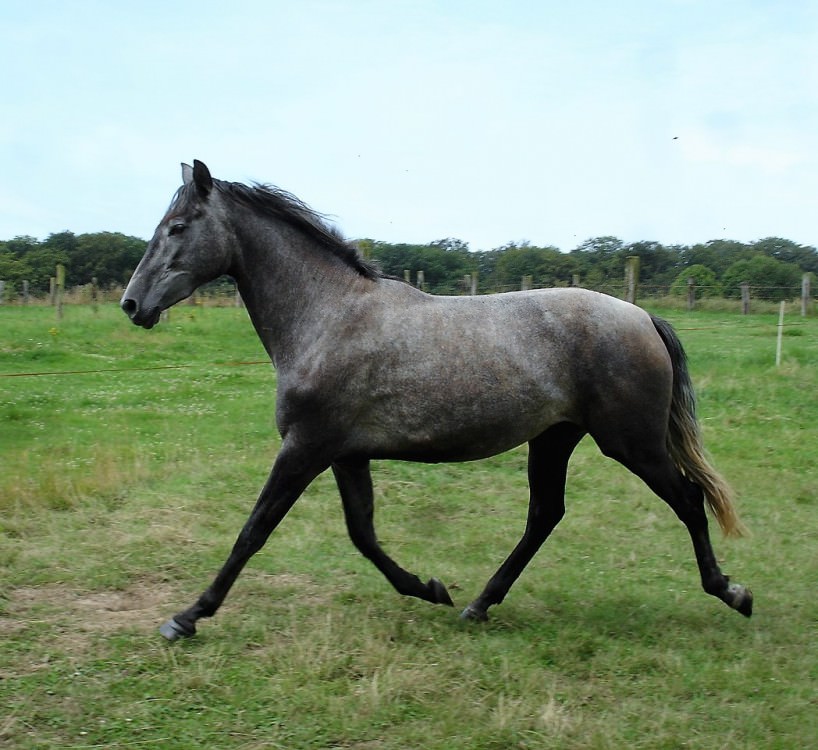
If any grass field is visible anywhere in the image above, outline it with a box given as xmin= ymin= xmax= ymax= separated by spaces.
xmin=1 ymin=302 xmax=816 ymax=749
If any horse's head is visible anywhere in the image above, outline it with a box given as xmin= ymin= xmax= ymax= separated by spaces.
xmin=121 ymin=160 xmax=233 ymax=328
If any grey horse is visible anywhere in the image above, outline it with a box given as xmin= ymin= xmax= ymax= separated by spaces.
xmin=121 ymin=160 xmax=752 ymax=640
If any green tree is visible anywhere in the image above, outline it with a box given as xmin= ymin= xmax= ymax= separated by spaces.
xmin=0 ymin=231 xmax=148 ymax=291
xmin=472 ymin=249 xmax=501 ymax=287
xmin=683 ymin=240 xmax=752 ymax=277
xmin=622 ymin=241 xmax=681 ymax=288
xmin=43 ymin=231 xmax=79 ymax=259
xmin=429 ymin=238 xmax=470 ymax=254
xmin=568 ymin=236 xmax=625 ymax=287
xmin=669 ymin=264 xmax=721 ymax=297
xmin=369 ymin=239 xmax=474 ymax=293
xmin=2 ymin=235 xmax=40 ymax=257
xmin=17 ymin=244 xmax=68 ymax=293
xmin=722 ymin=256 xmax=802 ymax=301
xmin=70 ymin=232 xmax=147 ymax=287
xmin=493 ymin=242 xmax=574 ymax=288
xmin=751 ymin=237 xmax=818 ymax=274
xmin=0 ymin=251 xmax=33 ymax=286
xmin=420 ymin=239 xmax=474 ymax=291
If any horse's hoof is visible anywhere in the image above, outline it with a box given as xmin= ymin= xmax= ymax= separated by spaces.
xmin=727 ymin=584 xmax=753 ymax=618
xmin=460 ymin=604 xmax=488 ymax=622
xmin=428 ymin=578 xmax=454 ymax=607
xmin=159 ymin=617 xmax=195 ymax=641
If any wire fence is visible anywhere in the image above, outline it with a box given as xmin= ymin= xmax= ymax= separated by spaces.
xmin=1 ymin=279 xmax=814 ymax=309
xmin=2 ymin=287 xmax=813 ymax=381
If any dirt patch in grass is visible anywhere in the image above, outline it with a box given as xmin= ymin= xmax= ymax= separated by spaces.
xmin=7 ymin=578 xmax=176 ymax=629
xmin=0 ymin=571 xmax=323 ymax=654
xmin=0 ymin=578 xmax=180 ymax=671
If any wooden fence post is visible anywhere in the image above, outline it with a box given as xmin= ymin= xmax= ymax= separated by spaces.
xmin=521 ymin=275 xmax=532 ymax=291
xmin=572 ymin=274 xmax=581 ymax=287
xmin=404 ymin=269 xmax=411 ymax=284
xmin=55 ymin=264 xmax=65 ymax=321
xmin=22 ymin=280 xmax=29 ymax=305
xmin=686 ymin=277 xmax=696 ymax=310
xmin=625 ymin=255 xmax=640 ymax=304
xmin=417 ymin=270 xmax=425 ymax=290
xmin=740 ymin=282 xmax=750 ymax=315
xmin=802 ymin=274 xmax=811 ymax=317
xmin=471 ymin=271 xmax=478 ymax=295
xmin=0 ymin=280 xmax=5 ymax=305
xmin=90 ymin=277 xmax=98 ymax=313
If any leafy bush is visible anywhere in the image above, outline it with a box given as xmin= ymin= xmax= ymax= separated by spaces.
xmin=669 ymin=264 xmax=721 ymax=297
xmin=721 ymin=256 xmax=803 ymax=301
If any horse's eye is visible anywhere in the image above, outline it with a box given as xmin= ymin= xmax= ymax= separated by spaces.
xmin=169 ymin=222 xmax=186 ymax=237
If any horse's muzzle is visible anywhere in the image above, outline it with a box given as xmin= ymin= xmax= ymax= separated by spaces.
xmin=121 ymin=297 xmax=161 ymax=329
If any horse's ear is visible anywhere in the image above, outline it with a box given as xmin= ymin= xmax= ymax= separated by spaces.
xmin=181 ymin=162 xmax=194 ymax=185
xmin=192 ymin=159 xmax=213 ymax=197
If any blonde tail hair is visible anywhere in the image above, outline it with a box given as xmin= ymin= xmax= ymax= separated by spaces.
xmin=651 ymin=316 xmax=747 ymax=538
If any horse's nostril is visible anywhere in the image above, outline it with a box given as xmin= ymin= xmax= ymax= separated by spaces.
xmin=121 ymin=298 xmax=138 ymax=317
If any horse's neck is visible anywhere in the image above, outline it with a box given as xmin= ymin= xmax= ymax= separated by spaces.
xmin=232 ymin=223 xmax=360 ymax=366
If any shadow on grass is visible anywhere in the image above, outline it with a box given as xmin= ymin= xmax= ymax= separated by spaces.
xmin=452 ymin=588 xmax=755 ymax=644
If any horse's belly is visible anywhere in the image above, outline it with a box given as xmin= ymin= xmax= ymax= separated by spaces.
xmin=354 ymin=392 xmax=572 ymax=462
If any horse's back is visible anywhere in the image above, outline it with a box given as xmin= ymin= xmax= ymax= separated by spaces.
xmin=370 ymin=285 xmax=663 ymax=374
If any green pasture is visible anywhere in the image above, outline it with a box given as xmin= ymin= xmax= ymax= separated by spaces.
xmin=1 ymin=303 xmax=816 ymax=749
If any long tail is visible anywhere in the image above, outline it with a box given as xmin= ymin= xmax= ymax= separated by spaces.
xmin=651 ymin=316 xmax=746 ymax=537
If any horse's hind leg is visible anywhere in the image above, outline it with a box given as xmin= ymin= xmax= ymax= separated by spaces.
xmin=332 ymin=459 xmax=454 ymax=607
xmin=602 ymin=439 xmax=752 ymax=617
xmin=462 ymin=423 xmax=585 ymax=622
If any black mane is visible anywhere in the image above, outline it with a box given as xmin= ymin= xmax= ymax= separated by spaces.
xmin=217 ymin=180 xmax=380 ymax=280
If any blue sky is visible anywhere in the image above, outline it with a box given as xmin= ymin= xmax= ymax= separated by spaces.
xmin=1 ymin=0 xmax=816 ymax=252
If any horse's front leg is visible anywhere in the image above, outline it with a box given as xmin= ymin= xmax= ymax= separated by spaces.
xmin=332 ymin=459 xmax=454 ymax=607
xmin=159 ymin=444 xmax=327 ymax=641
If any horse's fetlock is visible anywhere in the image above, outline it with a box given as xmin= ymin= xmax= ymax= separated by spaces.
xmin=701 ymin=574 xmax=728 ymax=598
xmin=428 ymin=577 xmax=454 ymax=606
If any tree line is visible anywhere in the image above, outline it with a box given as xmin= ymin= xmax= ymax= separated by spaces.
xmin=361 ymin=235 xmax=816 ymax=301
xmin=0 ymin=232 xmax=146 ymax=294
xmin=1 ymin=230 xmax=815 ymax=302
